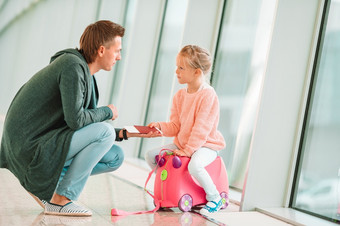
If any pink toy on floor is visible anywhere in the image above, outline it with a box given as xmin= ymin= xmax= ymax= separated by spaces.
xmin=154 ymin=150 xmax=229 ymax=212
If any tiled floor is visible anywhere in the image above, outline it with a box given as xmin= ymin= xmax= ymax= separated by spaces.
xmin=0 ymin=159 xmax=294 ymax=226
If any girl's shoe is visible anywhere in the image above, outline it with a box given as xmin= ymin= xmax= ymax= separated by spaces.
xmin=199 ymin=198 xmax=223 ymax=215
xmin=44 ymin=202 xmax=92 ymax=216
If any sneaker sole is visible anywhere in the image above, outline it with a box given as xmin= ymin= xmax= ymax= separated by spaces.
xmin=44 ymin=210 xmax=92 ymax=217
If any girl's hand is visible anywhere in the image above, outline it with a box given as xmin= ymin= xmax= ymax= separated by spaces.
xmin=132 ymin=122 xmax=162 ymax=138
xmin=148 ymin=122 xmax=161 ymax=130
xmin=173 ymin=149 xmax=188 ymax=157
xmin=129 ymin=123 xmax=162 ymax=138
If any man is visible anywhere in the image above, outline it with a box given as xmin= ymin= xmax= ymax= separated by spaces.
xmin=0 ymin=20 xmax=154 ymax=216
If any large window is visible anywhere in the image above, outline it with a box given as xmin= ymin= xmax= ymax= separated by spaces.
xmin=211 ymin=0 xmax=276 ymax=190
xmin=109 ymin=0 xmax=136 ymax=106
xmin=138 ymin=0 xmax=276 ymax=192
xmin=138 ymin=0 xmax=188 ymax=158
xmin=292 ymin=1 xmax=340 ymax=223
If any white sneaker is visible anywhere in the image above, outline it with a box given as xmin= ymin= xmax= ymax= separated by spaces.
xmin=44 ymin=202 xmax=92 ymax=216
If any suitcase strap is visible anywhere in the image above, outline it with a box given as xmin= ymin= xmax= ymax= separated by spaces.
xmin=111 ymin=149 xmax=173 ymax=216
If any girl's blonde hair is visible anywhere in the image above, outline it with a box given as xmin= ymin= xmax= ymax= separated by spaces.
xmin=179 ymin=45 xmax=212 ymax=76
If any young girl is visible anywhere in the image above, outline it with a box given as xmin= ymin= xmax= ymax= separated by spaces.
xmin=145 ymin=45 xmax=226 ymax=214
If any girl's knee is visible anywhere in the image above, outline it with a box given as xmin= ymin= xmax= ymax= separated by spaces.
xmin=188 ymin=160 xmax=203 ymax=176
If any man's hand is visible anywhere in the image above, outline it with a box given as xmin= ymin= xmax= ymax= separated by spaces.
xmin=134 ymin=131 xmax=162 ymax=138
xmin=107 ymin=104 xmax=118 ymax=120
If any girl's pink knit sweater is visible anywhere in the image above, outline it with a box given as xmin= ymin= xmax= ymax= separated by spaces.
xmin=159 ymin=84 xmax=225 ymax=156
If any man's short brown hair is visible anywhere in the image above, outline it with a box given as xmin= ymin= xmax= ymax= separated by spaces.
xmin=79 ymin=20 xmax=125 ymax=64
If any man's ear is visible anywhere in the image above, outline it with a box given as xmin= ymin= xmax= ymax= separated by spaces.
xmin=97 ymin=46 xmax=105 ymax=57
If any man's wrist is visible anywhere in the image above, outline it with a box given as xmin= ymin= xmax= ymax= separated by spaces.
xmin=122 ymin=129 xmax=128 ymax=140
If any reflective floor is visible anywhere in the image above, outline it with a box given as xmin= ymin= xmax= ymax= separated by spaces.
xmin=0 ymin=160 xmax=293 ymax=226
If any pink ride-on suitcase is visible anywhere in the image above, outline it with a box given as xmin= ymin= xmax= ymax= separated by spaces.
xmin=153 ymin=150 xmax=229 ymax=212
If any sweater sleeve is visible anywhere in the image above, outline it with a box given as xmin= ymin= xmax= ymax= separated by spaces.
xmin=59 ymin=63 xmax=112 ymax=130
xmin=183 ymin=90 xmax=220 ymax=156
xmin=158 ymin=92 xmax=181 ymax=136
